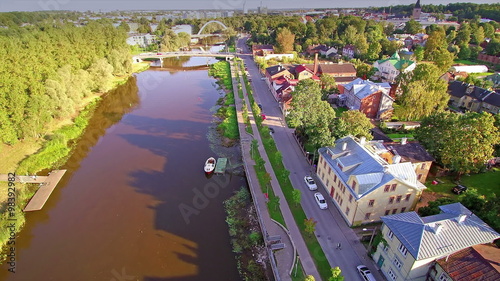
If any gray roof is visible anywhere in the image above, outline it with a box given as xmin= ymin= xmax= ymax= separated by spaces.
xmin=382 ymin=203 xmax=500 ymax=260
xmin=343 ymin=78 xmax=392 ymax=100
xmin=318 ymin=136 xmax=423 ymax=199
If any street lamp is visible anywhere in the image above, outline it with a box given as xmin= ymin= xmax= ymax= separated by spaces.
xmin=363 ymin=227 xmax=377 ymax=251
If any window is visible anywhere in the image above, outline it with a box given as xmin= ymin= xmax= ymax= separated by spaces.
xmin=405 ymin=194 xmax=411 ymax=201
xmin=401 ymin=207 xmax=406 ymax=213
xmin=439 ymin=273 xmax=449 ymax=281
xmin=422 ymin=163 xmax=426 ymax=170
xmin=346 ymin=207 xmax=350 ymax=215
xmin=384 ymin=185 xmax=390 ymax=192
xmin=384 ymin=244 xmax=389 ymax=252
xmin=326 ymin=179 xmax=330 ymax=187
xmin=352 ymin=181 xmax=357 ymax=190
xmin=323 ymin=161 xmax=327 ymax=168
xmin=398 ymin=243 xmax=408 ymax=257
xmin=417 ymin=174 xmax=422 ymax=180
xmin=337 ymin=163 xmax=343 ymax=170
xmin=393 ymin=258 xmax=402 ymax=269
xmin=387 ymin=230 xmax=394 ymax=240
xmin=369 ymin=200 xmax=375 ymax=207
xmin=387 ymin=269 xmax=397 ymax=281
xmin=392 ymin=209 xmax=397 ymax=214
xmin=364 ymin=213 xmax=371 ymax=220
xmin=396 ymin=195 xmax=402 ymax=203
xmin=389 ymin=196 xmax=394 ymax=204
xmin=328 ymin=166 xmax=331 ymax=175
xmin=349 ymin=194 xmax=353 ymax=203
xmin=385 ymin=210 xmax=390 ymax=216
xmin=390 ymin=184 xmax=397 ymax=191
xmin=339 ymin=198 xmax=343 ymax=206
xmin=334 ymin=174 xmax=337 ymax=183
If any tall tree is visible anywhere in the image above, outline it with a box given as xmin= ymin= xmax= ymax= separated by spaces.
xmin=275 ymin=27 xmax=295 ymax=53
xmin=404 ymin=19 xmax=422 ymax=34
xmin=334 ymin=110 xmax=374 ymax=140
xmin=471 ymin=26 xmax=485 ymax=45
xmin=416 ymin=112 xmax=500 ymax=177
xmin=396 ymin=64 xmax=449 ymax=120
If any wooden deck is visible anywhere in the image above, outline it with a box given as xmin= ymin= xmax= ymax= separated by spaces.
xmin=23 ymin=170 xmax=67 ymax=212
xmin=214 ymin=158 xmax=228 ymax=174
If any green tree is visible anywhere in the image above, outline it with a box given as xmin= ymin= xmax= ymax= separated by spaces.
xmin=416 ymin=112 xmax=500 ymax=177
xmin=432 ymin=49 xmax=455 ymax=72
xmin=457 ymin=44 xmax=471 ymax=60
xmin=328 ymin=267 xmax=344 ymax=281
xmin=160 ymin=29 xmax=180 ymax=52
xmin=424 ymin=29 xmax=447 ymax=60
xmin=304 ymin=217 xmax=317 ymax=236
xmin=177 ymin=32 xmax=191 ymax=49
xmin=404 ymin=19 xmax=422 ymax=34
xmin=292 ymin=189 xmax=302 ymax=206
xmin=305 ymin=275 xmax=315 ymax=281
xmin=365 ymin=41 xmax=382 ymax=61
xmin=352 ymin=59 xmax=375 ymax=79
xmin=275 ymin=27 xmax=295 ymax=53
xmin=343 ymin=25 xmax=358 ymax=45
xmin=88 ymin=58 xmax=114 ymax=93
xmin=320 ymin=75 xmax=337 ymax=98
xmin=396 ymin=64 xmax=449 ymax=120
xmin=471 ymin=26 xmax=485 ymax=45
xmin=456 ymin=22 xmax=471 ymax=45
xmin=118 ymin=21 xmax=130 ymax=32
xmin=486 ymin=39 xmax=500 ymax=56
xmin=335 ymin=110 xmax=374 ymax=140
xmin=414 ymin=45 xmax=424 ymax=62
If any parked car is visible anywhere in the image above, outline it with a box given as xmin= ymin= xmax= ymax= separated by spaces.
xmin=257 ymin=103 xmax=263 ymax=110
xmin=269 ymin=127 xmax=275 ymax=134
xmin=304 ymin=176 xmax=317 ymax=190
xmin=452 ymin=184 xmax=468 ymax=195
xmin=261 ymin=114 xmax=266 ymax=120
xmin=314 ymin=192 xmax=327 ymax=209
xmin=357 ymin=265 xmax=377 ymax=281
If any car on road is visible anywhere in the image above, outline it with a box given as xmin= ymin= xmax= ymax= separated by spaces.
xmin=357 ymin=265 xmax=377 ymax=281
xmin=314 ymin=192 xmax=327 ymax=209
xmin=261 ymin=114 xmax=266 ymax=120
xmin=257 ymin=103 xmax=263 ymax=110
xmin=269 ymin=127 xmax=275 ymax=134
xmin=304 ymin=176 xmax=317 ymax=190
xmin=452 ymin=184 xmax=468 ymax=195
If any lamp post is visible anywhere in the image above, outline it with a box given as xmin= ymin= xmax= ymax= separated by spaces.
xmin=363 ymin=227 xmax=377 ymax=251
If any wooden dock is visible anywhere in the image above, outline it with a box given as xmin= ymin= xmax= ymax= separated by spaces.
xmin=23 ymin=170 xmax=67 ymax=212
xmin=214 ymin=158 xmax=228 ymax=174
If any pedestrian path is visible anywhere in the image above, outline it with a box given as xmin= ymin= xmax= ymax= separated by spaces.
xmin=230 ymin=60 xmax=321 ymax=281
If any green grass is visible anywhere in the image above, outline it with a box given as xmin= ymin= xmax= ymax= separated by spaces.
xmin=217 ymin=107 xmax=239 ymax=139
xmin=386 ymin=133 xmax=415 ymax=141
xmin=453 ymin=59 xmax=478 ymax=65
xmin=425 ymin=168 xmax=500 ymax=198
xmin=291 ymin=257 xmax=306 ymax=281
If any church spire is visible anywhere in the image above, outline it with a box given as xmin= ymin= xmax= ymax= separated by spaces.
xmin=415 ymin=0 xmax=421 ymax=8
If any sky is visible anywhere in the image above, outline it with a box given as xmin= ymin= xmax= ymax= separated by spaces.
xmin=0 ymin=0 xmax=497 ymax=13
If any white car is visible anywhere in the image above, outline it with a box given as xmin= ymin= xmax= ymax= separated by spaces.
xmin=357 ymin=265 xmax=377 ymax=281
xmin=304 ymin=176 xmax=317 ymax=190
xmin=314 ymin=192 xmax=327 ymax=209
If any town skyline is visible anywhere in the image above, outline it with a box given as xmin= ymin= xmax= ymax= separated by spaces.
xmin=1 ymin=0 xmax=498 ymax=13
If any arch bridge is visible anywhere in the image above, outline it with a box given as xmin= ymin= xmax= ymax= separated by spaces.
xmin=197 ymin=20 xmax=228 ymax=35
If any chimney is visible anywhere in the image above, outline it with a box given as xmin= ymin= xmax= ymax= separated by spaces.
xmin=359 ymin=136 xmax=366 ymax=145
xmin=457 ymin=214 xmax=467 ymax=224
xmin=313 ymin=53 xmax=319 ymax=75
xmin=401 ymin=137 xmax=407 ymax=145
xmin=393 ymin=155 xmax=401 ymax=164
xmin=434 ymin=224 xmax=443 ymax=235
xmin=342 ymin=142 xmax=347 ymax=151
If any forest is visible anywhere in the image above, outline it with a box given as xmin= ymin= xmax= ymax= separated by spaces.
xmin=0 ymin=17 xmax=132 ymax=146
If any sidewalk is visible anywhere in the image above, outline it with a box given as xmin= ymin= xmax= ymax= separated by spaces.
xmin=230 ymin=60 xmax=321 ymax=281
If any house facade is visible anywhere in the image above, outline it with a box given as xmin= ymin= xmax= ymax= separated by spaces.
xmin=341 ymin=78 xmax=394 ymax=119
xmin=448 ymin=81 xmax=500 ymax=114
xmin=252 ymin=44 xmax=275 ymax=56
xmin=316 ymin=63 xmax=357 ymax=85
xmin=373 ymin=203 xmax=500 ymax=281
xmin=126 ymin=33 xmax=157 ymax=48
xmin=372 ymin=52 xmax=416 ymax=83
xmin=316 ymin=136 xmax=427 ymax=226
xmin=342 ymin=44 xmax=356 ymax=59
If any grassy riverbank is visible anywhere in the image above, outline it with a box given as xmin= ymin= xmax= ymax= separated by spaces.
xmin=0 ymin=61 xmax=150 ymax=264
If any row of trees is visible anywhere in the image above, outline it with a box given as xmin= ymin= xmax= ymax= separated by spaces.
xmin=288 ymin=80 xmax=374 ymax=149
xmin=0 ymin=18 xmax=132 ymax=145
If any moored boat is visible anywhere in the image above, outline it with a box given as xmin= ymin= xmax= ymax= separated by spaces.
xmin=204 ymin=157 xmax=216 ymax=174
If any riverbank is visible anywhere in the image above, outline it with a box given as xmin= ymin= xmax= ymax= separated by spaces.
xmin=0 ymin=61 xmax=150 ymax=263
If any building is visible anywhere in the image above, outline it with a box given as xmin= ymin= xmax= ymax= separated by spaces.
xmin=316 ymin=63 xmax=357 ymax=85
xmin=316 ymin=136 xmax=427 ymax=226
xmin=340 ymin=78 xmax=394 ymax=119
xmin=412 ymin=0 xmax=422 ymax=20
xmin=252 ymin=44 xmax=275 ymax=56
xmin=373 ymin=203 xmax=500 ymax=281
xmin=126 ymin=33 xmax=157 ymax=48
xmin=342 ymin=44 xmax=357 ymax=59
xmin=429 ymin=245 xmax=500 ymax=281
xmin=448 ymin=81 xmax=500 ymax=114
xmin=450 ymin=65 xmax=489 ymax=74
xmin=373 ymin=52 xmax=416 ymax=83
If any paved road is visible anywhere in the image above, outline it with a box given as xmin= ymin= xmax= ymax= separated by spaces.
xmin=236 ymin=36 xmax=387 ymax=281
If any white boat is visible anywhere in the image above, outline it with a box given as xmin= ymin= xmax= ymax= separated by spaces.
xmin=204 ymin=157 xmax=216 ymax=174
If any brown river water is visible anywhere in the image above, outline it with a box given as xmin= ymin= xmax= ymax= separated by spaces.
xmin=1 ymin=56 xmax=243 ymax=281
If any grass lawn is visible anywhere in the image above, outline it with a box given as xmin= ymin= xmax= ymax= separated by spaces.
xmin=426 ymin=168 xmax=500 ymax=199
xmin=453 ymin=59 xmax=478 ymax=65
xmin=386 ymin=133 xmax=415 ymax=141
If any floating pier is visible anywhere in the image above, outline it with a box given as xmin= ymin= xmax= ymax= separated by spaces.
xmin=214 ymin=158 xmax=228 ymax=174
xmin=23 ymin=170 xmax=67 ymax=212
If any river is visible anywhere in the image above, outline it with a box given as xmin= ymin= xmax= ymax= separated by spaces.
xmin=1 ymin=55 xmax=243 ymax=281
